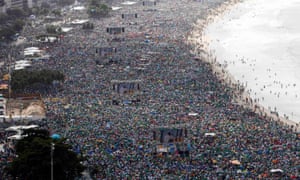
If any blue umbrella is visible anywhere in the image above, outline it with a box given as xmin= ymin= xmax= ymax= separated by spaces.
xmin=51 ymin=134 xmax=61 ymax=140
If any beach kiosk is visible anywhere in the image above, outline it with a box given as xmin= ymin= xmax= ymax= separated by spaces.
xmin=111 ymin=80 xmax=142 ymax=105
xmin=152 ymin=125 xmax=190 ymax=157
xmin=106 ymin=27 xmax=125 ymax=35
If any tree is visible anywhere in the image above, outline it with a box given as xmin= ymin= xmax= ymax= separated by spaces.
xmin=46 ymin=25 xmax=62 ymax=34
xmin=87 ymin=0 xmax=111 ymax=18
xmin=0 ymin=26 xmax=16 ymax=40
xmin=6 ymin=8 xmax=25 ymax=18
xmin=0 ymin=13 xmax=8 ymax=24
xmin=13 ymin=19 xmax=25 ymax=32
xmin=56 ymin=0 xmax=75 ymax=6
xmin=11 ymin=69 xmax=65 ymax=91
xmin=6 ymin=129 xmax=85 ymax=180
xmin=52 ymin=9 xmax=61 ymax=17
xmin=41 ymin=2 xmax=51 ymax=9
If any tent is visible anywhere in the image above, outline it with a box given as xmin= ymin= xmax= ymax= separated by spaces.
xmin=15 ymin=60 xmax=31 ymax=64
xmin=5 ymin=125 xmax=39 ymax=132
xmin=112 ymin=6 xmax=122 ymax=10
xmin=156 ymin=145 xmax=168 ymax=153
xmin=24 ymin=47 xmax=39 ymax=51
xmin=121 ymin=1 xmax=137 ymax=5
xmin=2 ymin=74 xmax=9 ymax=81
xmin=230 ymin=160 xmax=241 ymax=165
xmin=0 ymin=84 xmax=8 ymax=89
xmin=188 ymin=112 xmax=198 ymax=116
xmin=71 ymin=19 xmax=89 ymax=25
xmin=204 ymin=132 xmax=216 ymax=137
xmin=7 ymin=134 xmax=23 ymax=140
xmin=270 ymin=169 xmax=283 ymax=173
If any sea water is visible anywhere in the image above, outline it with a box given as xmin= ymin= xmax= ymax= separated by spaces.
xmin=205 ymin=0 xmax=300 ymax=123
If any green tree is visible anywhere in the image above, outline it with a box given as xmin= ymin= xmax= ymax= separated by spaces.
xmin=52 ymin=9 xmax=61 ymax=17
xmin=46 ymin=25 xmax=62 ymax=34
xmin=0 ymin=13 xmax=8 ymax=24
xmin=11 ymin=69 xmax=65 ymax=91
xmin=87 ymin=0 xmax=111 ymax=17
xmin=13 ymin=19 xmax=25 ymax=32
xmin=41 ymin=2 xmax=51 ymax=9
xmin=0 ymin=26 xmax=16 ymax=40
xmin=56 ymin=0 xmax=75 ymax=6
xmin=6 ymin=129 xmax=85 ymax=180
xmin=6 ymin=8 xmax=25 ymax=18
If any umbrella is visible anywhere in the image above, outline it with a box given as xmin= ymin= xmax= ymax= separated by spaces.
xmin=51 ymin=134 xmax=61 ymax=140
xmin=230 ymin=160 xmax=241 ymax=165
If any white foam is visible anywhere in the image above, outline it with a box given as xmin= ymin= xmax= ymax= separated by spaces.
xmin=205 ymin=0 xmax=300 ymax=123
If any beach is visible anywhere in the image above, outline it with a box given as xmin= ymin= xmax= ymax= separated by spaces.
xmin=189 ymin=0 xmax=300 ymax=131
xmin=0 ymin=0 xmax=299 ymax=178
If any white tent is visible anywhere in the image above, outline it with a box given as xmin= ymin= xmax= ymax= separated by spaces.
xmin=61 ymin=27 xmax=73 ymax=32
xmin=71 ymin=19 xmax=89 ymax=25
xmin=14 ymin=66 xmax=26 ymax=70
xmin=204 ymin=133 xmax=216 ymax=137
xmin=15 ymin=60 xmax=31 ymax=64
xmin=270 ymin=169 xmax=283 ymax=173
xmin=24 ymin=49 xmax=43 ymax=54
xmin=5 ymin=125 xmax=38 ymax=131
xmin=72 ymin=6 xmax=85 ymax=11
xmin=21 ymin=125 xmax=39 ymax=129
xmin=7 ymin=134 xmax=23 ymax=140
xmin=15 ymin=63 xmax=31 ymax=67
xmin=24 ymin=47 xmax=39 ymax=51
xmin=112 ymin=6 xmax=122 ymax=10
xmin=121 ymin=1 xmax=137 ymax=5
xmin=188 ymin=112 xmax=198 ymax=116
xmin=5 ymin=126 xmax=21 ymax=131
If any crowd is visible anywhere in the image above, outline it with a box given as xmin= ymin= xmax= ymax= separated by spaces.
xmin=1 ymin=0 xmax=299 ymax=179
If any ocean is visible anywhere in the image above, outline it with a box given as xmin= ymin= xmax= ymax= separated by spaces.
xmin=204 ymin=0 xmax=300 ymax=123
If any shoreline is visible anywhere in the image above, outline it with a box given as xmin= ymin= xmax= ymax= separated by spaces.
xmin=187 ymin=0 xmax=300 ymax=132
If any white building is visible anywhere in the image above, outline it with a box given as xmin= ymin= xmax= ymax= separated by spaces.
xmin=2 ymin=0 xmax=41 ymax=13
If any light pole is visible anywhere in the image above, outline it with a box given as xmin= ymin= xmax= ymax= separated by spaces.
xmin=51 ymin=143 xmax=55 ymax=180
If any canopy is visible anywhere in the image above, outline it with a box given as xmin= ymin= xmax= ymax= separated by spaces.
xmin=7 ymin=134 xmax=23 ymax=140
xmin=204 ymin=132 xmax=216 ymax=137
xmin=5 ymin=125 xmax=38 ymax=131
xmin=0 ymin=84 xmax=8 ymax=89
xmin=15 ymin=60 xmax=31 ymax=64
xmin=112 ymin=6 xmax=122 ymax=10
xmin=61 ymin=27 xmax=73 ymax=32
xmin=71 ymin=19 xmax=89 ymax=25
xmin=51 ymin=133 xmax=61 ymax=139
xmin=121 ymin=1 xmax=137 ymax=5
xmin=156 ymin=146 xmax=168 ymax=153
xmin=3 ymin=74 xmax=9 ymax=80
xmin=188 ymin=112 xmax=198 ymax=116
xmin=230 ymin=160 xmax=241 ymax=165
xmin=72 ymin=6 xmax=85 ymax=11
xmin=24 ymin=47 xmax=39 ymax=51
xmin=270 ymin=169 xmax=283 ymax=173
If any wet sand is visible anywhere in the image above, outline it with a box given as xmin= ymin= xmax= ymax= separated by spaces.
xmin=188 ymin=0 xmax=300 ymax=132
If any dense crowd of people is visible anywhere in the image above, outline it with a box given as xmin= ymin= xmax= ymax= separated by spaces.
xmin=1 ymin=0 xmax=299 ymax=179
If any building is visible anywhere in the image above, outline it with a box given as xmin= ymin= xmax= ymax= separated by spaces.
xmin=5 ymin=0 xmax=30 ymax=9
xmin=1 ymin=0 xmax=43 ymax=13
xmin=0 ymin=0 xmax=6 ymax=13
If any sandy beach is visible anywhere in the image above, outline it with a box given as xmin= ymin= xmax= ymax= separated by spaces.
xmin=188 ymin=0 xmax=300 ymax=132
xmin=1 ymin=0 xmax=299 ymax=178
